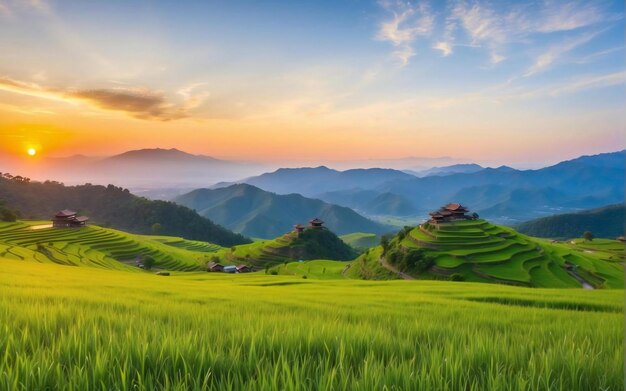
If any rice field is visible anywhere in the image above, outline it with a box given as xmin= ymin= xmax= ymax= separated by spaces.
xmin=0 ymin=221 xmax=221 ymax=271
xmin=0 ymin=258 xmax=623 ymax=390
xmin=375 ymin=219 xmax=625 ymax=288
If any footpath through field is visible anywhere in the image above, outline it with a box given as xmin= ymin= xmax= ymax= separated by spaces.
xmin=379 ymin=256 xmax=415 ymax=280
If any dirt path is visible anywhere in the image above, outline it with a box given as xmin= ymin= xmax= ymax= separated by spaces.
xmin=565 ymin=269 xmax=595 ymax=290
xmin=379 ymin=257 xmax=415 ymax=280
xmin=341 ymin=264 xmax=351 ymax=277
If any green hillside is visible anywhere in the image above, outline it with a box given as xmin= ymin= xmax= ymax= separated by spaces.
xmin=213 ymin=228 xmax=357 ymax=267
xmin=0 ymin=175 xmax=250 ymax=247
xmin=516 ymin=204 xmax=625 ymax=239
xmin=340 ymin=232 xmax=380 ymax=251
xmin=174 ymin=184 xmax=391 ymax=238
xmin=354 ymin=219 xmax=623 ymax=288
xmin=0 ymin=258 xmax=622 ymax=390
xmin=0 ymin=221 xmax=222 ymax=271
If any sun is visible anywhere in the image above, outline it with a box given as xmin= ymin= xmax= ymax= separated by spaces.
xmin=27 ymin=147 xmax=37 ymax=156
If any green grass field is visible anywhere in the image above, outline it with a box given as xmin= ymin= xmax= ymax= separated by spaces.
xmin=356 ymin=219 xmax=624 ymax=288
xmin=270 ymin=259 xmax=350 ymax=279
xmin=0 ymin=258 xmax=622 ymax=390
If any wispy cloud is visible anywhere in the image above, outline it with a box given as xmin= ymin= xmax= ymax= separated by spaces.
xmin=0 ymin=77 xmax=207 ymax=121
xmin=524 ymin=29 xmax=606 ymax=76
xmin=534 ymin=1 xmax=617 ymax=33
xmin=390 ymin=0 xmax=620 ymax=65
xmin=427 ymin=70 xmax=626 ymax=108
xmin=376 ymin=0 xmax=434 ymax=65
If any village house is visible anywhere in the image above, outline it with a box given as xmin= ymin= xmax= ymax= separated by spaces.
xmin=52 ymin=210 xmax=89 ymax=228
xmin=207 ymin=261 xmax=224 ymax=272
xmin=236 ymin=265 xmax=251 ymax=273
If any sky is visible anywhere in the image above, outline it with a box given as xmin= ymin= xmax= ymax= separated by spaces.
xmin=0 ymin=0 xmax=624 ymax=168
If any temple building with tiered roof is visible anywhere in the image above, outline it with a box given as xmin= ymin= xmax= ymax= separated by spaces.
xmin=429 ymin=203 xmax=472 ymax=224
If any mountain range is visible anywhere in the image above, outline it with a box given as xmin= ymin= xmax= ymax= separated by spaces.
xmin=10 ymin=148 xmax=268 ymax=189
xmin=174 ymin=184 xmax=392 ymax=239
xmin=222 ymin=150 xmax=625 ymax=223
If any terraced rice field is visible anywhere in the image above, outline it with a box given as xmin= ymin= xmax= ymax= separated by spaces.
xmin=391 ymin=220 xmax=623 ymax=288
xmin=0 ymin=221 xmax=222 ymax=271
xmin=212 ymin=232 xmax=304 ymax=266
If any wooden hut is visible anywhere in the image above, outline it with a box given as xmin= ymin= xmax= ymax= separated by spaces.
xmin=52 ymin=210 xmax=89 ymax=228
xmin=207 ymin=261 xmax=224 ymax=272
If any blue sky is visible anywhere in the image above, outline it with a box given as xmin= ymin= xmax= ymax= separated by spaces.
xmin=0 ymin=0 xmax=624 ymax=166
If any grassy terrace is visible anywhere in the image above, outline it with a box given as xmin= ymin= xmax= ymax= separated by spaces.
xmin=0 ymin=258 xmax=622 ymax=390
xmin=0 ymin=221 xmax=222 ymax=271
xmin=388 ymin=219 xmax=623 ymax=288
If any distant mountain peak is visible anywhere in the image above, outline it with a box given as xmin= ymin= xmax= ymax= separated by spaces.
xmin=107 ymin=148 xmax=220 ymax=162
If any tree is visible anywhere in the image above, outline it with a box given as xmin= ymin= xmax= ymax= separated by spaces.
xmin=151 ymin=223 xmax=163 ymax=234
xmin=380 ymin=235 xmax=390 ymax=253
xmin=583 ymin=231 xmax=594 ymax=241
xmin=142 ymin=255 xmax=156 ymax=270
xmin=0 ymin=207 xmax=17 ymax=222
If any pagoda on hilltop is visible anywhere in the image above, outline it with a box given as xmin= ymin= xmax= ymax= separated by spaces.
xmin=293 ymin=218 xmax=325 ymax=236
xmin=429 ymin=203 xmax=472 ymax=224
xmin=309 ymin=218 xmax=324 ymax=229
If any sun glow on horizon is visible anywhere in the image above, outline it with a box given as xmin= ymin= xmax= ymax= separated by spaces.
xmin=27 ymin=148 xmax=37 ymax=157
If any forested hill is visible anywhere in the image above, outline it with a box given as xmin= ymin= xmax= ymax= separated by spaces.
xmin=0 ymin=175 xmax=250 ymax=247
xmin=175 ymin=184 xmax=391 ymax=238
xmin=515 ymin=204 xmax=625 ymax=239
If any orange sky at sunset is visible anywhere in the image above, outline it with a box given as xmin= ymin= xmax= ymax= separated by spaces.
xmin=0 ymin=0 xmax=624 ymax=168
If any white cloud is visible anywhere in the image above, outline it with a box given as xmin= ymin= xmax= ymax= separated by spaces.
xmin=433 ymin=41 xmax=452 ymax=56
xmin=376 ymin=0 xmax=434 ymax=66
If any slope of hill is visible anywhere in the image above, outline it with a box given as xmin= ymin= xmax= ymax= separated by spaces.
xmin=340 ymin=232 xmax=380 ymax=251
xmin=352 ymin=219 xmax=623 ymax=288
xmin=212 ymin=228 xmax=357 ymax=267
xmin=0 ymin=176 xmax=250 ymax=247
xmin=516 ymin=204 xmax=625 ymax=239
xmin=0 ymin=221 xmax=222 ymax=271
xmin=174 ymin=184 xmax=391 ymax=238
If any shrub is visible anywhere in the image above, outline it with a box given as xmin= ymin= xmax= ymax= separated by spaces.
xmin=450 ymin=273 xmax=465 ymax=281
xmin=142 ymin=255 xmax=156 ymax=270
